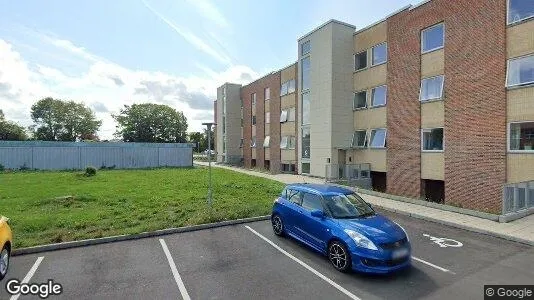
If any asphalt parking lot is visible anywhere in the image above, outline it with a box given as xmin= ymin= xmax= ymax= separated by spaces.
xmin=2 ymin=209 xmax=534 ymax=300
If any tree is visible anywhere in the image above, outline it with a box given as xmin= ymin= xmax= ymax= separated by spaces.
xmin=188 ymin=132 xmax=203 ymax=152
xmin=30 ymin=97 xmax=102 ymax=141
xmin=0 ymin=112 xmax=28 ymax=141
xmin=113 ymin=103 xmax=188 ymax=143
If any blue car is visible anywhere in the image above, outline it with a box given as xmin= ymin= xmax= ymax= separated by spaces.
xmin=271 ymin=183 xmax=411 ymax=274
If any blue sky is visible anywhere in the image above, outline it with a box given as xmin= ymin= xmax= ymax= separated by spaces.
xmin=0 ymin=0 xmax=414 ymax=138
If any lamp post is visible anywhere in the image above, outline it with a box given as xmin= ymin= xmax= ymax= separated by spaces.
xmin=202 ymin=122 xmax=216 ymax=206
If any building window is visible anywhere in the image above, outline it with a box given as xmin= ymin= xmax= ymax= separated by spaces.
xmin=265 ymin=112 xmax=270 ymax=124
xmin=354 ymin=51 xmax=367 ymax=71
xmin=281 ymin=82 xmax=288 ymax=96
xmin=510 ymin=122 xmax=534 ymax=151
xmin=222 ymin=116 xmax=226 ymax=134
xmin=288 ymin=79 xmax=296 ymax=94
xmin=302 ymin=92 xmax=310 ymax=125
xmin=420 ymin=75 xmax=444 ymax=101
xmin=422 ymin=128 xmax=444 ymax=151
xmin=240 ymin=118 xmax=243 ymax=127
xmin=371 ymin=85 xmax=387 ymax=107
xmin=369 ymin=128 xmax=386 ymax=148
xmin=239 ymin=138 xmax=243 ymax=148
xmin=353 ymin=91 xmax=367 ymax=110
xmin=301 ymin=57 xmax=310 ymax=91
xmin=287 ymin=107 xmax=296 ymax=122
xmin=265 ymin=87 xmax=270 ymax=100
xmin=251 ymin=137 xmax=256 ymax=148
xmin=508 ymin=0 xmax=534 ymax=24
xmin=223 ymin=140 xmax=226 ymax=154
xmin=301 ymin=40 xmax=311 ymax=56
xmin=281 ymin=136 xmax=296 ymax=149
xmin=351 ymin=130 xmax=367 ymax=148
xmin=252 ymin=115 xmax=256 ymax=125
xmin=371 ymin=43 xmax=387 ymax=66
xmin=280 ymin=110 xmax=288 ymax=123
xmin=251 ymin=93 xmax=256 ymax=106
xmin=263 ymin=136 xmax=270 ymax=148
xmin=302 ymin=127 xmax=310 ymax=158
xmin=240 ymin=98 xmax=243 ymax=107
xmin=288 ymin=136 xmax=296 ymax=149
xmin=421 ymin=23 xmax=444 ymax=53
xmin=301 ymin=163 xmax=310 ymax=174
xmin=507 ymin=54 xmax=534 ymax=87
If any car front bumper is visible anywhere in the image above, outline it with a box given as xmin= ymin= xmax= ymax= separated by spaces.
xmin=348 ymin=244 xmax=412 ymax=274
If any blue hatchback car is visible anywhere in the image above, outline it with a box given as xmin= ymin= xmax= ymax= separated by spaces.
xmin=271 ymin=183 xmax=411 ymax=274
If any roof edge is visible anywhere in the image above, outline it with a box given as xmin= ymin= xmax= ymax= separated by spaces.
xmin=353 ymin=5 xmax=412 ymax=35
xmin=298 ymin=19 xmax=356 ymax=42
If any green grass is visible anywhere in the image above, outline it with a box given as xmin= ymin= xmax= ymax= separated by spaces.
xmin=0 ymin=167 xmax=284 ymax=248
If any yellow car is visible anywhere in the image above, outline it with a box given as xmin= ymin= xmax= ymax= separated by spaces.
xmin=0 ymin=216 xmax=12 ymax=280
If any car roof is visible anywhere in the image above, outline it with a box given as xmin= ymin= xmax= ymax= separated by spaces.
xmin=285 ymin=183 xmax=354 ymax=196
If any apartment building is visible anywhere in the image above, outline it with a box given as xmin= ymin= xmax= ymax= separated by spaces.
xmin=215 ymin=0 xmax=534 ymax=214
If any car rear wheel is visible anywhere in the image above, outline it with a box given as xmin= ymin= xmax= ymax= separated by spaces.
xmin=0 ymin=245 xmax=10 ymax=280
xmin=328 ymin=241 xmax=351 ymax=273
xmin=271 ymin=214 xmax=285 ymax=236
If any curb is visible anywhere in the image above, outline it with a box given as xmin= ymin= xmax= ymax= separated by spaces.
xmin=374 ymin=205 xmax=534 ymax=247
xmin=12 ymin=215 xmax=271 ymax=256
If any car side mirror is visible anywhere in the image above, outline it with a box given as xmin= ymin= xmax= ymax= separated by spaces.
xmin=311 ymin=210 xmax=324 ymax=218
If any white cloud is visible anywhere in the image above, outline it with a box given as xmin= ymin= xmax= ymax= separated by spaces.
xmin=0 ymin=37 xmax=258 ymax=139
xmin=184 ymin=0 xmax=231 ymax=30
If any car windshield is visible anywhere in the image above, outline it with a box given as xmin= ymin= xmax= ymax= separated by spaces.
xmin=324 ymin=193 xmax=375 ymax=219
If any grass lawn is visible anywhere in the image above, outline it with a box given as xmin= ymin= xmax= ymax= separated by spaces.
xmin=0 ymin=167 xmax=285 ymax=248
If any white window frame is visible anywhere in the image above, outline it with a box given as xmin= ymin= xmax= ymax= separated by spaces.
xmin=420 ymin=75 xmax=445 ymax=102
xmin=251 ymin=137 xmax=256 ymax=148
xmin=288 ymin=136 xmax=296 ymax=149
xmin=353 ymin=90 xmax=367 ymax=110
xmin=287 ymin=107 xmax=296 ymax=122
xmin=370 ymin=85 xmax=387 ymax=107
xmin=371 ymin=42 xmax=387 ymax=66
xmin=252 ymin=93 xmax=256 ymax=106
xmin=265 ymin=112 xmax=270 ymax=124
xmin=263 ymin=136 xmax=270 ymax=148
xmin=507 ymin=0 xmax=534 ymax=25
xmin=508 ymin=121 xmax=534 ymax=153
xmin=421 ymin=128 xmax=444 ymax=152
xmin=288 ymin=79 xmax=296 ymax=94
xmin=265 ymin=87 xmax=270 ymax=100
xmin=421 ymin=23 xmax=445 ymax=54
xmin=280 ymin=110 xmax=288 ymax=123
xmin=351 ymin=130 xmax=368 ymax=148
xmin=369 ymin=128 xmax=387 ymax=149
xmin=354 ymin=50 xmax=368 ymax=71
xmin=506 ymin=54 xmax=534 ymax=88
xmin=280 ymin=136 xmax=289 ymax=149
xmin=281 ymin=81 xmax=289 ymax=96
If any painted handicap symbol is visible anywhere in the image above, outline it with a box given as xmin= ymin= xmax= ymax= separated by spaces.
xmin=423 ymin=234 xmax=463 ymax=248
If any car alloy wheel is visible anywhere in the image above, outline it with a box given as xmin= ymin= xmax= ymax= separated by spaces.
xmin=272 ymin=215 xmax=284 ymax=236
xmin=0 ymin=247 xmax=9 ymax=279
xmin=329 ymin=241 xmax=351 ymax=272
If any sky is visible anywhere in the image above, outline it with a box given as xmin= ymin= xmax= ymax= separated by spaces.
xmin=0 ymin=0 xmax=415 ymax=139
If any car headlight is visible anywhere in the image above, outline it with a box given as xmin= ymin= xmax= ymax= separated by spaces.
xmin=344 ymin=229 xmax=378 ymax=251
xmin=394 ymin=222 xmax=410 ymax=242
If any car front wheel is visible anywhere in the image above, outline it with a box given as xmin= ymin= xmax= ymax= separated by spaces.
xmin=328 ymin=241 xmax=351 ymax=273
xmin=0 ymin=245 xmax=10 ymax=280
xmin=271 ymin=214 xmax=285 ymax=236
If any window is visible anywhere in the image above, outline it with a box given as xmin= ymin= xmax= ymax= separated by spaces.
xmin=372 ymin=43 xmax=387 ymax=66
xmin=302 ymin=127 xmax=310 ymax=158
xmin=251 ymin=137 xmax=256 ymax=148
xmin=222 ymin=116 xmax=226 ymax=133
xmin=301 ymin=40 xmax=311 ymax=56
xmin=251 ymin=93 xmax=256 ymax=106
xmin=508 ymin=0 xmax=534 ymax=24
xmin=301 ymin=57 xmax=310 ymax=91
xmin=280 ymin=136 xmax=289 ymax=149
xmin=252 ymin=115 xmax=257 ymax=125
xmin=288 ymin=136 xmax=296 ymax=149
xmin=240 ymin=118 xmax=243 ymax=127
xmin=239 ymin=138 xmax=243 ymax=148
xmin=223 ymin=140 xmax=226 ymax=153
xmin=287 ymin=189 xmax=302 ymax=205
xmin=282 ymin=164 xmax=296 ymax=173
xmin=351 ymin=130 xmax=367 ymax=148
xmin=302 ymin=92 xmax=310 ymax=125
xmin=288 ymin=79 xmax=296 ymax=94
xmin=354 ymin=51 xmax=367 ymax=71
xmin=301 ymin=163 xmax=310 ymax=174
xmin=265 ymin=112 xmax=270 ymax=124
xmin=301 ymin=193 xmax=323 ymax=211
xmin=265 ymin=87 xmax=270 ymax=100
xmin=371 ymin=85 xmax=387 ymax=107
xmin=422 ymin=128 xmax=444 ymax=151
xmin=280 ymin=110 xmax=288 ymax=123
xmin=240 ymin=98 xmax=243 ymax=107
xmin=420 ymin=75 xmax=444 ymax=101
xmin=263 ymin=136 xmax=270 ymax=148
xmin=369 ymin=128 xmax=386 ymax=148
xmin=507 ymin=54 xmax=534 ymax=87
xmin=421 ymin=23 xmax=444 ymax=53
xmin=510 ymin=122 xmax=534 ymax=151
xmin=288 ymin=107 xmax=296 ymax=122
xmin=353 ymin=91 xmax=367 ymax=109
xmin=281 ymin=82 xmax=288 ymax=96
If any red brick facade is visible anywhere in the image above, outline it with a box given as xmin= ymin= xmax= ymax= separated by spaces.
xmin=387 ymin=0 xmax=507 ymax=213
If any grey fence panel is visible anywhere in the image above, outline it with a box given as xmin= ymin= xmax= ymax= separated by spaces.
xmin=158 ymin=148 xmax=192 ymax=167
xmin=0 ymin=147 xmax=32 ymax=169
xmin=80 ymin=147 xmax=124 ymax=169
xmin=32 ymin=147 xmax=79 ymax=170
xmin=122 ymin=148 xmax=159 ymax=169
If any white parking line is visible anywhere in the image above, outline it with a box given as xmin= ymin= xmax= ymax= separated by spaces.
xmin=245 ymin=225 xmax=361 ymax=300
xmin=412 ymin=256 xmax=455 ymax=274
xmin=159 ymin=239 xmax=191 ymax=300
xmin=10 ymin=256 xmax=44 ymax=300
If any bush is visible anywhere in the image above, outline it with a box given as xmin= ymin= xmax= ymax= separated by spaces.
xmin=85 ymin=166 xmax=97 ymax=177
xmin=0 ymin=164 xmax=4 ymax=172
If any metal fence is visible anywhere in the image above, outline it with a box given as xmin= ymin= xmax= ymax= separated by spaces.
xmin=502 ymin=180 xmax=534 ymax=214
xmin=0 ymin=141 xmax=194 ymax=170
xmin=325 ymin=163 xmax=372 ymax=189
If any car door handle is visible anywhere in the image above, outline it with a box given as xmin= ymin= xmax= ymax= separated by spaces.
xmin=298 ymin=210 xmax=304 ymax=214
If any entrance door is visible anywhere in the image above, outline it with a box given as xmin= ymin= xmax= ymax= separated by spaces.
xmin=337 ymin=150 xmax=346 ymax=179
